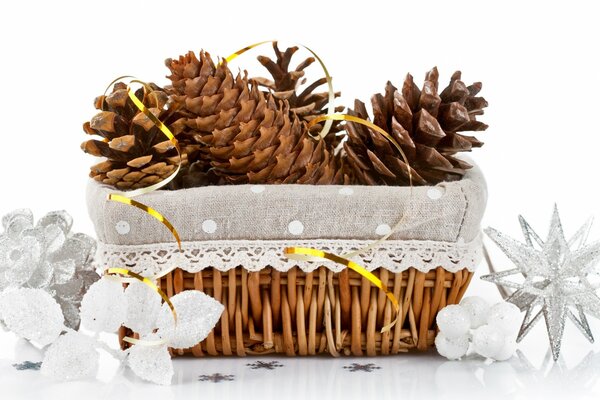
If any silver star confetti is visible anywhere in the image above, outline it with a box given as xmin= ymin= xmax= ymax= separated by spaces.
xmin=482 ymin=205 xmax=600 ymax=361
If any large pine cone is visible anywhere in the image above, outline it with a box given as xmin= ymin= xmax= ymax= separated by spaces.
xmin=344 ymin=67 xmax=488 ymax=186
xmin=166 ymin=50 xmax=348 ymax=184
xmin=81 ymin=83 xmax=195 ymax=190
xmin=251 ymin=42 xmax=344 ymax=144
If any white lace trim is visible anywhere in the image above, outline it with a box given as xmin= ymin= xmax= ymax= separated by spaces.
xmin=97 ymin=236 xmax=482 ymax=276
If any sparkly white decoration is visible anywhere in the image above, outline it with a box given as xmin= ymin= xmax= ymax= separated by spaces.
xmin=155 ymin=290 xmax=224 ymax=349
xmin=201 ymin=219 xmax=217 ymax=234
xmin=460 ymin=296 xmax=490 ymax=329
xmin=0 ymin=288 xmax=64 ymax=346
xmin=481 ymin=205 xmax=600 ymax=360
xmin=115 ymin=220 xmax=131 ymax=235
xmin=288 ymin=220 xmax=304 ymax=236
xmin=124 ymin=280 xmax=162 ymax=335
xmin=427 ymin=187 xmax=443 ymax=200
xmin=436 ymin=300 xmax=520 ymax=361
xmin=0 ymin=207 xmax=223 ymax=386
xmin=486 ymin=302 xmax=521 ymax=335
xmin=0 ymin=209 xmax=98 ymax=329
xmin=338 ymin=187 xmax=354 ymax=196
xmin=436 ymin=304 xmax=471 ymax=338
xmin=250 ymin=185 xmax=265 ymax=193
xmin=80 ymin=278 xmax=127 ymax=333
xmin=434 ymin=332 xmax=470 ymax=360
xmin=472 ymin=325 xmax=505 ymax=358
xmin=375 ymin=224 xmax=392 ymax=236
xmin=493 ymin=337 xmax=518 ymax=361
xmin=41 ymin=331 xmax=99 ymax=381
xmin=128 ymin=336 xmax=173 ymax=386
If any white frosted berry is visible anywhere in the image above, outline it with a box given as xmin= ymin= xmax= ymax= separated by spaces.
xmin=80 ymin=277 xmax=127 ymax=333
xmin=460 ymin=296 xmax=490 ymax=329
xmin=0 ymin=288 xmax=64 ymax=346
xmin=436 ymin=304 xmax=471 ymax=338
xmin=124 ymin=280 xmax=162 ymax=335
xmin=435 ymin=332 xmax=470 ymax=360
xmin=486 ymin=302 xmax=521 ymax=336
xmin=472 ymin=325 xmax=505 ymax=359
xmin=128 ymin=335 xmax=173 ymax=385
xmin=156 ymin=290 xmax=224 ymax=349
xmin=41 ymin=331 xmax=99 ymax=381
xmin=492 ymin=336 xmax=518 ymax=361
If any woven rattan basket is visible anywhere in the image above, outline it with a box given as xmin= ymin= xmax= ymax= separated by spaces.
xmin=88 ymin=161 xmax=486 ymax=357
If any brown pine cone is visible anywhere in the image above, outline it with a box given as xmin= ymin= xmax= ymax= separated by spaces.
xmin=166 ymin=50 xmax=348 ymax=185
xmin=344 ymin=67 xmax=488 ymax=185
xmin=81 ymin=82 xmax=200 ymax=190
xmin=251 ymin=42 xmax=344 ymax=145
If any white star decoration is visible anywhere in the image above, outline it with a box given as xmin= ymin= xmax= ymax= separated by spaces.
xmin=482 ymin=205 xmax=600 ymax=360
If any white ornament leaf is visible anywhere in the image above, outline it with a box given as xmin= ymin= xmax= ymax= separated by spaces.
xmin=26 ymin=261 xmax=54 ymax=289
xmin=42 ymin=331 xmax=99 ymax=381
xmin=124 ymin=280 xmax=162 ymax=336
xmin=4 ymin=236 xmax=42 ymax=286
xmin=43 ymin=224 xmax=66 ymax=254
xmin=156 ymin=290 xmax=224 ymax=349
xmin=2 ymin=209 xmax=33 ymax=239
xmin=128 ymin=338 xmax=173 ymax=385
xmin=80 ymin=277 xmax=127 ymax=333
xmin=51 ymin=259 xmax=77 ymax=285
xmin=0 ymin=287 xmax=64 ymax=346
xmin=37 ymin=210 xmax=73 ymax=235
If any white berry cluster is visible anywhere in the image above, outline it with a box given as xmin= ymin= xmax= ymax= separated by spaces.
xmin=435 ymin=297 xmax=521 ymax=361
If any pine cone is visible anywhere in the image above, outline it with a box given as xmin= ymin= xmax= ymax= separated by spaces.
xmin=81 ymin=82 xmax=198 ymax=190
xmin=251 ymin=42 xmax=344 ymax=144
xmin=167 ymin=160 xmax=221 ymax=189
xmin=344 ymin=67 xmax=488 ymax=185
xmin=166 ymin=50 xmax=348 ymax=185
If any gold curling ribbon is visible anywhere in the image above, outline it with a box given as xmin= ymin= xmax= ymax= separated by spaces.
xmin=308 ymin=113 xmax=414 ymax=258
xmin=308 ymin=114 xmax=413 ymax=188
xmin=225 ymin=41 xmax=415 ymax=331
xmin=100 ymin=77 xmax=184 ymax=346
xmin=288 ymin=113 xmax=416 ymax=332
xmin=105 ymin=268 xmax=177 ymax=346
xmin=108 ymin=195 xmax=181 ymax=248
xmin=102 ymin=76 xmax=182 ymax=249
xmin=285 ymin=248 xmax=400 ymax=332
xmin=224 ymin=41 xmax=335 ymax=141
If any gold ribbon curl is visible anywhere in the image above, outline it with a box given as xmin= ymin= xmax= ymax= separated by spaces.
xmin=101 ymin=77 xmax=184 ymax=345
xmin=289 ymin=113 xmax=414 ymax=333
xmin=225 ymin=42 xmax=417 ymax=333
xmin=225 ymin=40 xmax=335 ymax=141
xmin=105 ymin=268 xmax=177 ymax=346
xmin=284 ymin=248 xmax=400 ymax=332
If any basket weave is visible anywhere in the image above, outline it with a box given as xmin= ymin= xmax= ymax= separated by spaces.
xmin=119 ymin=265 xmax=472 ymax=356
xmin=93 ymin=161 xmax=486 ymax=357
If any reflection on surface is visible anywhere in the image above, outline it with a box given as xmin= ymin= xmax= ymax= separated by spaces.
xmin=104 ymin=349 xmax=600 ymax=400
xmin=2 ymin=328 xmax=600 ymax=400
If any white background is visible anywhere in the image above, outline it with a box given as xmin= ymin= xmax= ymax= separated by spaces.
xmin=1 ymin=0 xmax=600 ymax=399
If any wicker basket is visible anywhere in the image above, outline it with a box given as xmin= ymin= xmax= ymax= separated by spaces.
xmin=89 ymin=162 xmax=486 ymax=357
xmin=120 ymin=266 xmax=472 ymax=356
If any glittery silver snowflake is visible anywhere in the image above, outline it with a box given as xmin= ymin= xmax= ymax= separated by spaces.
xmin=198 ymin=373 xmax=235 ymax=382
xmin=246 ymin=360 xmax=284 ymax=370
xmin=13 ymin=361 xmax=42 ymax=371
xmin=343 ymin=363 xmax=381 ymax=372
xmin=481 ymin=205 xmax=600 ymax=360
xmin=0 ymin=209 xmax=99 ymax=329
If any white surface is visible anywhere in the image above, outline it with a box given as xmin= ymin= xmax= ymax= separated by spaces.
xmin=3 ymin=321 xmax=600 ymax=400
xmin=2 ymin=0 xmax=600 ymax=398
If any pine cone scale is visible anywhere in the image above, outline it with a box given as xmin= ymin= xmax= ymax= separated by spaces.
xmin=345 ymin=67 xmax=488 ymax=185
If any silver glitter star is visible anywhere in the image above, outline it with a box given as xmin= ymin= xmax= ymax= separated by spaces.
xmin=481 ymin=205 xmax=600 ymax=361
